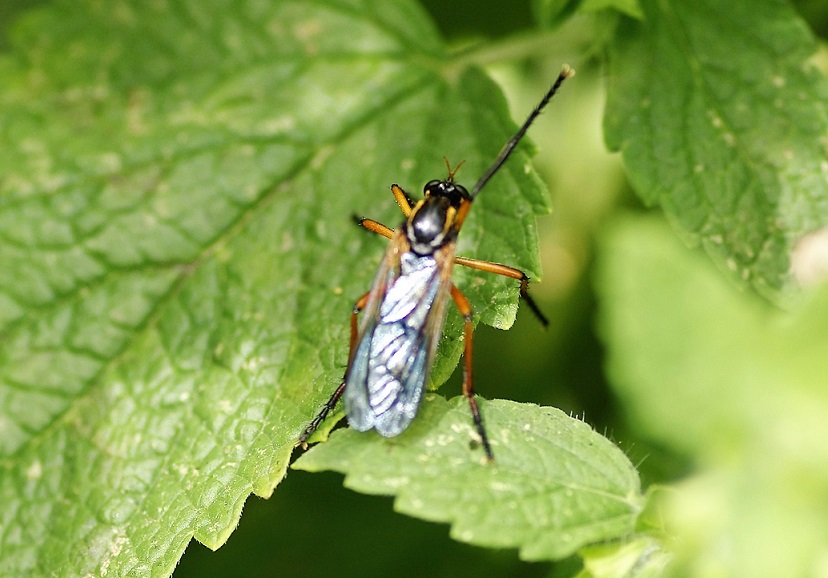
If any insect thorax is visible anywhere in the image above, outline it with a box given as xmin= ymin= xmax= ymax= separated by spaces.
xmin=404 ymin=179 xmax=469 ymax=255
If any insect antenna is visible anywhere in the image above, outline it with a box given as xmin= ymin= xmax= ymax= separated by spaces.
xmin=443 ymin=157 xmax=465 ymax=182
xmin=470 ymin=64 xmax=574 ymax=199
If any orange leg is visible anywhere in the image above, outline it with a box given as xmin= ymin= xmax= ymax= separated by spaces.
xmin=358 ymin=218 xmax=394 ymax=239
xmin=454 ymin=198 xmax=473 ymax=230
xmin=358 ymin=209 xmax=548 ymax=328
xmin=454 ymin=256 xmax=548 ymax=327
xmin=390 ymin=184 xmax=414 ymax=216
xmin=303 ymin=183 xmax=408 ymax=444
xmin=358 ymin=225 xmax=548 ymax=327
xmin=298 ymin=291 xmax=370 ymax=446
xmin=450 ymin=283 xmax=494 ymax=462
xmin=354 ymin=183 xmax=414 ymax=239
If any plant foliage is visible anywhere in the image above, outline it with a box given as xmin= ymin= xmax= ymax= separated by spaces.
xmin=1 ymin=0 xmax=827 ymax=576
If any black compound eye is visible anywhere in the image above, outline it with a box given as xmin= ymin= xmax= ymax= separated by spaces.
xmin=423 ymin=180 xmax=442 ymax=196
xmin=422 ymin=180 xmax=470 ymax=207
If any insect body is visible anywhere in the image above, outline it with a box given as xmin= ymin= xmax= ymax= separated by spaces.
xmin=300 ymin=65 xmax=574 ymax=461
xmin=345 ymin=180 xmax=464 ymax=438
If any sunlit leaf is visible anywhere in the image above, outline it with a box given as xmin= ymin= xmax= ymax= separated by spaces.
xmin=294 ymin=396 xmax=643 ymax=561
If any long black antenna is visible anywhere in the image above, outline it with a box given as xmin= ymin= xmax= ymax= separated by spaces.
xmin=470 ymin=64 xmax=574 ymax=199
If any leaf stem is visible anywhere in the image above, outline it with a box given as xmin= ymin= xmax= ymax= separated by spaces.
xmin=439 ymin=16 xmax=603 ymax=82
xmin=449 ymin=29 xmax=565 ymax=70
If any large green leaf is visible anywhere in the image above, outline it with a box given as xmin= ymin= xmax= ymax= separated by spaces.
xmin=604 ymin=0 xmax=828 ymax=298
xmin=294 ymin=396 xmax=643 ymax=561
xmin=597 ymin=215 xmax=828 ymax=577
xmin=0 ymin=0 xmax=556 ymax=575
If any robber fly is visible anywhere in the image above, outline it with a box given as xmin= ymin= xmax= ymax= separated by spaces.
xmin=299 ymin=65 xmax=574 ymax=461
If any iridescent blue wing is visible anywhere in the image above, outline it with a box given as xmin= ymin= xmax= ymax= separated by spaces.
xmin=344 ymin=231 xmax=456 ymax=437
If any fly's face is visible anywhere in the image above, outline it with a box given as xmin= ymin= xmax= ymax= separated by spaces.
xmin=404 ymin=179 xmax=470 ymax=255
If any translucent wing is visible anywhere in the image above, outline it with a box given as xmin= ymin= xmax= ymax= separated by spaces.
xmin=344 ymin=231 xmax=456 ymax=437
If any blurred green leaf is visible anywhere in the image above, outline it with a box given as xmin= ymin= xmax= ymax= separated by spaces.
xmin=580 ymin=0 xmax=642 ymax=19
xmin=0 ymin=0 xmax=558 ymax=575
xmin=604 ymin=0 xmax=828 ymax=299
xmin=596 ymin=214 xmax=828 ymax=577
xmin=576 ymin=536 xmax=669 ymax=578
xmin=294 ymin=396 xmax=643 ymax=561
xmin=532 ymin=0 xmax=576 ymax=27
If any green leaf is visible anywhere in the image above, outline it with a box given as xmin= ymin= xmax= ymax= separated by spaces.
xmin=293 ymin=395 xmax=644 ymax=561
xmin=596 ymin=214 xmax=828 ymax=577
xmin=604 ymin=0 xmax=828 ymax=298
xmin=0 ymin=0 xmax=555 ymax=575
